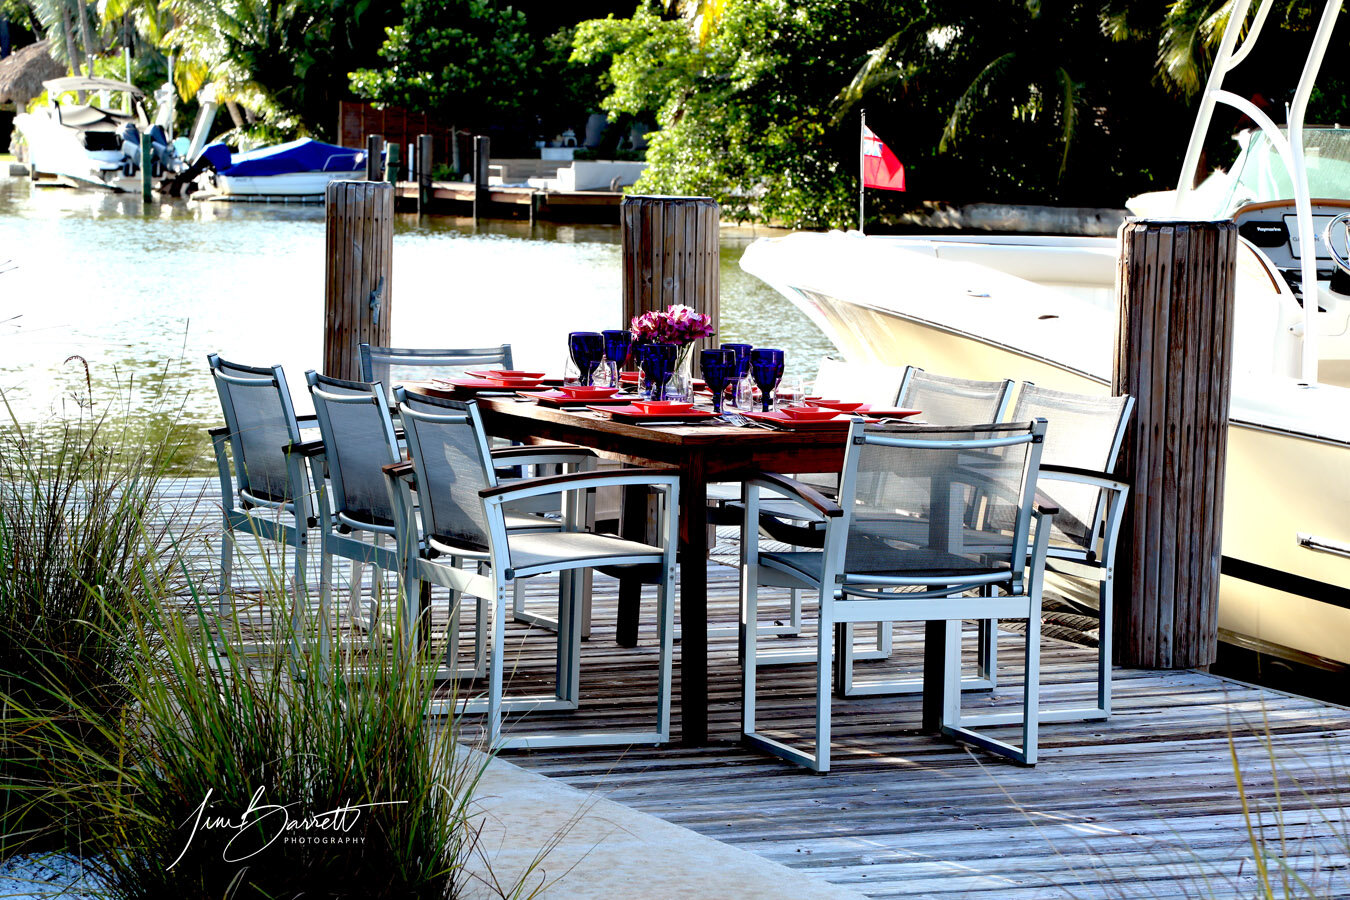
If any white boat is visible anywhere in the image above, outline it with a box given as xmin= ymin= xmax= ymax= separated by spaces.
xmin=197 ymin=138 xmax=368 ymax=199
xmin=741 ymin=0 xmax=1350 ymax=672
xmin=14 ymin=76 xmax=149 ymax=184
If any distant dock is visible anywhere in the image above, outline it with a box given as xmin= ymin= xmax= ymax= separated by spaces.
xmin=392 ymin=179 xmax=623 ymax=223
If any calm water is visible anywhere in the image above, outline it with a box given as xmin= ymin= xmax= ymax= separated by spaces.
xmin=0 ymin=178 xmax=830 ymax=469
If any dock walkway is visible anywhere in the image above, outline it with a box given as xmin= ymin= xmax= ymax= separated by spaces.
xmin=160 ymin=477 xmax=1350 ymax=900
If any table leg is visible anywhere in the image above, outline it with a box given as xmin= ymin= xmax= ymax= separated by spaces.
xmin=679 ymin=455 xmax=709 ymax=745
xmin=921 ymin=619 xmax=947 ymax=732
xmin=615 ymin=484 xmax=646 ymax=648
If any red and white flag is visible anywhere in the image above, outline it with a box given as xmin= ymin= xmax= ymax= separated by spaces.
xmin=862 ymin=124 xmax=906 ymax=192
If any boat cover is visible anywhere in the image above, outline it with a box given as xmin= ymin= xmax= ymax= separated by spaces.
xmin=213 ymin=138 xmax=366 ymax=177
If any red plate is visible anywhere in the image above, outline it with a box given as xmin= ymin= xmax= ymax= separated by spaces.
xmin=589 ymin=404 xmax=718 ymax=423
xmin=808 ymin=399 xmax=869 ymax=412
xmin=465 ymin=369 xmax=547 ymax=380
xmin=556 ymin=385 xmax=620 ymax=399
xmin=778 ymin=406 xmax=843 ymax=421
xmin=744 ymin=410 xmax=850 ymax=430
xmin=862 ymin=408 xmax=922 ymax=419
xmin=436 ymin=376 xmax=544 ymax=392
xmin=520 ymin=390 xmax=632 ymax=407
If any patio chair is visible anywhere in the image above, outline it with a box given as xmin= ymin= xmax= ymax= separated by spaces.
xmin=739 ymin=419 xmax=1054 ymax=773
xmin=995 ymin=383 xmax=1134 ymax=722
xmin=301 ymin=371 xmax=598 ymax=678
xmin=358 ymin=342 xmax=514 ymax=400
xmin=384 ymin=388 xmax=679 ymax=749
xmin=752 ymin=366 xmax=1016 ymax=674
xmin=207 ymin=354 xmax=316 ymax=647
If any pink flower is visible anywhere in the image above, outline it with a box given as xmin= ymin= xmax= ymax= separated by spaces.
xmin=630 ymin=304 xmax=715 ymax=345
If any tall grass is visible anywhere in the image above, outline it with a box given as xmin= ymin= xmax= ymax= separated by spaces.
xmin=0 ymin=386 xmax=187 ymax=853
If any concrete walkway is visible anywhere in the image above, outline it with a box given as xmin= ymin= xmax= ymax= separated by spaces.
xmin=462 ymin=752 xmax=867 ymax=900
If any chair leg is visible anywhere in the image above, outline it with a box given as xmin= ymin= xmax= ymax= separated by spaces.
xmin=217 ymin=528 xmax=235 ymax=619
xmin=655 ymin=577 xmax=673 ymax=741
xmin=486 ymin=577 xmax=509 ymax=747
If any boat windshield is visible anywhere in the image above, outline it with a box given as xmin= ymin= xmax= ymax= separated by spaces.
xmin=1209 ymin=127 xmax=1350 ymax=214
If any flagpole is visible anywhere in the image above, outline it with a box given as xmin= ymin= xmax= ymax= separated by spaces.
xmin=859 ymin=108 xmax=866 ymax=234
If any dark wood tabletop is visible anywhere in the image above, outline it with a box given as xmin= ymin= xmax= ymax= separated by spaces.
xmin=410 ymin=383 xmax=852 ymax=745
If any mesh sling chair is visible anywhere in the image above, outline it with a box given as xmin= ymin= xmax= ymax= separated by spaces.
xmin=739 ymin=419 xmax=1054 ymax=773
xmin=995 ymin=383 xmax=1134 ymax=722
xmin=749 ymin=366 xmax=1016 ymax=674
xmin=304 ymin=372 xmax=598 ymax=680
xmin=358 ymin=342 xmax=514 ymax=401
xmin=207 ymin=354 xmax=316 ymax=649
xmin=384 ymin=388 xmax=678 ymax=749
xmin=358 ymin=341 xmax=592 ymax=637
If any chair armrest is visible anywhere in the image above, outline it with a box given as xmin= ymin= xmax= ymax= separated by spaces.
xmin=491 ymin=444 xmax=596 ymax=461
xmin=208 ymin=425 xmax=230 ymax=438
xmin=1036 ymin=502 xmax=1060 ymax=517
xmin=480 ymin=467 xmax=677 ymax=504
xmin=745 ymin=472 xmax=843 ymax=518
xmin=283 ymin=438 xmax=327 ymax=458
xmin=1039 ymin=464 xmax=1130 ymax=494
xmin=296 ymin=414 xmax=319 ymax=427
xmin=383 ymin=460 xmax=415 ymax=479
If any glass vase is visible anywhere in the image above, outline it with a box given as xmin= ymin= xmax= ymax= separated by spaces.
xmin=664 ymin=343 xmax=696 ymax=402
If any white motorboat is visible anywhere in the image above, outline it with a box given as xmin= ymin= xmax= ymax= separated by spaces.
xmin=195 ymin=138 xmax=368 ymax=200
xmin=741 ymin=0 xmax=1350 ymax=672
xmin=13 ymin=76 xmax=154 ymax=184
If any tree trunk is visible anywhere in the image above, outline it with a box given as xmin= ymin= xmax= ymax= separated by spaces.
xmin=75 ymin=0 xmax=95 ymax=78
xmin=58 ymin=2 xmax=84 ymax=78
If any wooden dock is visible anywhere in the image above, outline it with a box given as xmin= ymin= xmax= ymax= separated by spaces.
xmin=392 ymin=180 xmax=623 ymax=222
xmin=161 ymin=478 xmax=1350 ymax=900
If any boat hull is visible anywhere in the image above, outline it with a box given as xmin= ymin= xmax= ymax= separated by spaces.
xmin=213 ymin=169 xmax=365 ymax=198
xmin=745 ymin=236 xmax=1350 ymax=668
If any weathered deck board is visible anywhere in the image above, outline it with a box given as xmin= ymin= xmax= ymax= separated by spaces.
xmin=162 ymin=478 xmax=1350 ymax=900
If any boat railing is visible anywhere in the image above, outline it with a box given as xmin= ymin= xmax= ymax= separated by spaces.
xmin=1172 ymin=0 xmax=1343 ymax=386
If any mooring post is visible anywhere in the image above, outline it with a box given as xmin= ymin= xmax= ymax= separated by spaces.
xmin=620 ymin=194 xmax=720 ymax=347
xmin=473 ymin=135 xmax=490 ymax=222
xmin=384 ymin=143 xmax=400 ymax=184
xmin=139 ymin=132 xmax=153 ymax=201
xmin=416 ymin=133 xmax=433 ymax=213
xmin=323 ymin=181 xmax=394 ymax=380
xmin=365 ymin=134 xmax=384 ymax=181
xmin=1113 ymin=218 xmax=1237 ymax=669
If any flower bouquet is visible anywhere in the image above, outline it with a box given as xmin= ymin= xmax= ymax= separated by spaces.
xmin=630 ymin=305 xmax=716 ymax=400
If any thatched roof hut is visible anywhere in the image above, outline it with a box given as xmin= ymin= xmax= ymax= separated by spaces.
xmin=0 ymin=41 xmax=67 ymax=111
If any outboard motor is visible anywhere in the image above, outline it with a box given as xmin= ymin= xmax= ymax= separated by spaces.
xmin=119 ymin=122 xmax=142 ymax=175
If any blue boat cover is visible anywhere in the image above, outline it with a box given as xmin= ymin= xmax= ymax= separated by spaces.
xmin=209 ymin=138 xmax=367 ymax=177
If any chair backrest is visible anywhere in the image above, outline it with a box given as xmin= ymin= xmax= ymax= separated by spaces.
xmin=1011 ymin=383 xmax=1134 ymax=550
xmin=394 ymin=387 xmax=498 ymax=552
xmin=208 ymin=354 xmax=302 ymax=505
xmin=813 ymin=356 xmax=909 ymax=408
xmin=896 ymin=367 xmax=1014 ymax=425
xmin=306 ymin=371 xmax=401 ymax=528
xmin=836 ymin=420 xmax=1047 ymax=594
xmin=359 ymin=344 xmax=514 ymax=400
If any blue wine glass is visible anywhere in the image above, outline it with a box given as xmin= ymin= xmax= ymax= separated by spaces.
xmin=638 ymin=342 xmax=678 ymax=401
xmin=568 ymin=332 xmax=605 ymax=386
xmin=699 ymin=348 xmax=736 ymax=414
xmin=602 ymin=329 xmax=634 ymax=388
xmin=749 ymin=348 xmax=785 ymax=412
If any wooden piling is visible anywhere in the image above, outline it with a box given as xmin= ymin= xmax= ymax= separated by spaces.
xmin=1113 ymin=218 xmax=1236 ymax=669
xmin=365 ymin=134 xmax=384 ymax=181
xmin=473 ymin=136 xmax=490 ymax=221
xmin=323 ymin=181 xmax=394 ymax=381
xmin=416 ymin=133 xmax=433 ymax=213
xmin=139 ymin=132 xmax=153 ymax=201
xmin=620 ymin=195 xmax=720 ymax=341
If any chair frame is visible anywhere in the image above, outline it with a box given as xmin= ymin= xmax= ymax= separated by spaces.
xmin=740 ymin=419 xmax=1054 ymax=773
xmin=384 ymin=391 xmax=680 ymax=749
xmin=358 ymin=342 xmax=514 ymax=392
xmin=208 ymin=354 xmax=316 ymax=652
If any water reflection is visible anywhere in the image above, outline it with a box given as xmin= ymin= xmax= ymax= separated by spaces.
xmin=0 ymin=179 xmax=830 ymax=472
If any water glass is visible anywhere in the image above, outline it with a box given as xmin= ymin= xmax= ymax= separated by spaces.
xmin=721 ymin=342 xmax=753 ymax=409
xmin=749 ymin=348 xmax=785 ymax=412
xmin=568 ymin=332 xmax=605 ymax=387
xmin=637 ymin=342 xmax=678 ymax=401
xmin=601 ymin=329 xmax=634 ymax=389
xmin=699 ymin=348 xmax=737 ymax=414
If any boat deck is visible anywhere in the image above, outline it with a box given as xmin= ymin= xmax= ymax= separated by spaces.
xmin=159 ymin=477 xmax=1350 ymax=900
